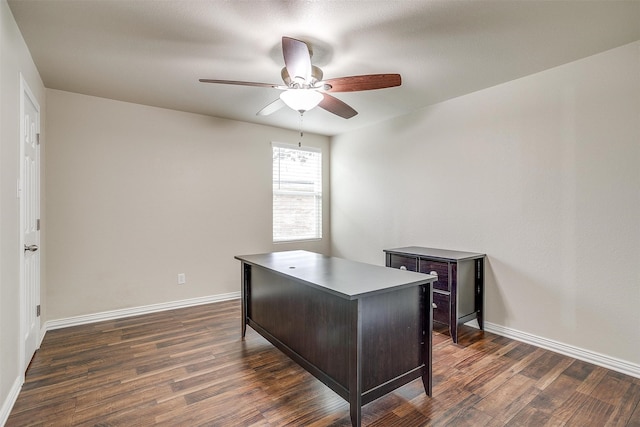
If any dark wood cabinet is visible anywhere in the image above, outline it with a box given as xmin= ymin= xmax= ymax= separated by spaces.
xmin=384 ymin=246 xmax=485 ymax=343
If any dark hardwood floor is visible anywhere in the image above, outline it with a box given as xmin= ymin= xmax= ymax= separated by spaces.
xmin=7 ymin=300 xmax=640 ymax=426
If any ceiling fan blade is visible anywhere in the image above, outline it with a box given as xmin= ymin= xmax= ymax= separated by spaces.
xmin=282 ymin=37 xmax=312 ymax=83
xmin=199 ymin=79 xmax=287 ymax=89
xmin=323 ymin=74 xmax=401 ymax=92
xmin=319 ymin=93 xmax=358 ymax=119
xmin=256 ymin=98 xmax=285 ymax=116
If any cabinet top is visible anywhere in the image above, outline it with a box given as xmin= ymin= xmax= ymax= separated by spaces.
xmin=384 ymin=246 xmax=485 ymax=261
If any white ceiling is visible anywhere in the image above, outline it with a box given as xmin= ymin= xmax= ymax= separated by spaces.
xmin=8 ymin=0 xmax=640 ymax=136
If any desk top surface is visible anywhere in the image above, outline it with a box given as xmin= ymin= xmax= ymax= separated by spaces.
xmin=235 ymin=250 xmax=435 ymax=299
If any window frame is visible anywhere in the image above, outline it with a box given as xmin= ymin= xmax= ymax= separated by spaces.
xmin=272 ymin=142 xmax=323 ymax=243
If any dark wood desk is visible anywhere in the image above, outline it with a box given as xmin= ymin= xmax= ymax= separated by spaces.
xmin=235 ymin=250 xmax=435 ymax=427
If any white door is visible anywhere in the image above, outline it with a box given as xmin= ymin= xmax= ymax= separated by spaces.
xmin=20 ymin=75 xmax=41 ymax=369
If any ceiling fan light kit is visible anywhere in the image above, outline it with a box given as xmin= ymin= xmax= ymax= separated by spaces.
xmin=200 ymin=36 xmax=401 ymax=119
xmin=280 ymin=89 xmax=323 ymax=112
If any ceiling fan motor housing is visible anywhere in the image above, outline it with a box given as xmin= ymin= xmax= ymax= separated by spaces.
xmin=281 ymin=66 xmax=324 ymax=88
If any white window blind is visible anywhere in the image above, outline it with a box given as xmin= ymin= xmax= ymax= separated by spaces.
xmin=272 ymin=142 xmax=322 ymax=242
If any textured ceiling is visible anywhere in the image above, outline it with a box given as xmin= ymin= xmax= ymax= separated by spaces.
xmin=8 ymin=0 xmax=640 ymax=136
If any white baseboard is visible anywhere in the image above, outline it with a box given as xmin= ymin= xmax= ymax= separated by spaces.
xmin=45 ymin=292 xmax=241 ymax=331
xmin=41 ymin=302 xmax=640 ymax=380
xmin=484 ymin=322 xmax=640 ymax=379
xmin=38 ymin=324 xmax=46 ymax=347
xmin=0 ymin=376 xmax=23 ymax=427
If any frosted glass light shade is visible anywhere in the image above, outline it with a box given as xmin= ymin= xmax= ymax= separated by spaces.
xmin=280 ymin=89 xmax=323 ymax=112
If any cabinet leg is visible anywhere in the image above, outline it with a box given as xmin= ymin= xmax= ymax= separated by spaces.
xmin=450 ymin=321 xmax=458 ymax=344
xmin=476 ymin=258 xmax=484 ymax=331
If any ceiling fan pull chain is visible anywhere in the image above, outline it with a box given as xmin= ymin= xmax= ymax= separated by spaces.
xmin=299 ymin=112 xmax=304 ymax=147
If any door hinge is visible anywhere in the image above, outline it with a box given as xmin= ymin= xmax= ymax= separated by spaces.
xmin=36 ymin=133 xmax=40 ymax=145
xmin=37 ymin=219 xmax=41 ymax=231
xmin=36 ymin=305 xmax=41 ymax=317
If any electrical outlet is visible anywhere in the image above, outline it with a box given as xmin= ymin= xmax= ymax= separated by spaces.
xmin=177 ymin=273 xmax=186 ymax=285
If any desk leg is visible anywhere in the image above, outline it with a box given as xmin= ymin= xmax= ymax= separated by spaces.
xmin=349 ymin=299 xmax=362 ymax=427
xmin=240 ymin=263 xmax=249 ymax=338
xmin=422 ymin=284 xmax=433 ymax=396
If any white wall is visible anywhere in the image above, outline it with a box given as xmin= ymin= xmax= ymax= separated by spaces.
xmin=0 ymin=0 xmax=46 ymax=421
xmin=45 ymin=89 xmax=330 ymax=321
xmin=331 ymin=42 xmax=640 ymax=370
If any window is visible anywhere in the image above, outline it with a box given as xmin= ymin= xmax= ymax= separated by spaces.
xmin=272 ymin=142 xmax=322 ymax=242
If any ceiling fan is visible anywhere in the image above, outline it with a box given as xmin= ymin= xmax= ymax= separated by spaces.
xmin=199 ymin=36 xmax=401 ymax=119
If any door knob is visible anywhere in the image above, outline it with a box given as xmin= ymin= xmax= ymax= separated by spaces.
xmin=24 ymin=244 xmax=39 ymax=252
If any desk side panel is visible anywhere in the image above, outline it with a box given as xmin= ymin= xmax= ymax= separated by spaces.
xmin=457 ymin=259 xmax=476 ymax=318
xmin=361 ymin=286 xmax=425 ymax=392
xmin=249 ymin=266 xmax=350 ymax=389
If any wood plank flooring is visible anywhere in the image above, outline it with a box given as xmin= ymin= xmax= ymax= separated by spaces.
xmin=7 ymin=300 xmax=640 ymax=426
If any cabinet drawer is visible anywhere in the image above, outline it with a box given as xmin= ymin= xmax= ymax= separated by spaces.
xmin=388 ymin=254 xmax=418 ymax=272
xmin=419 ymin=260 xmax=449 ymax=291
xmin=432 ymin=292 xmax=450 ymax=325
